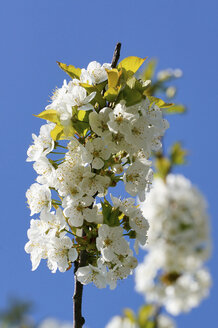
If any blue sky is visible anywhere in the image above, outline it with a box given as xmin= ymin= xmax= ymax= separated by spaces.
xmin=0 ymin=0 xmax=218 ymax=327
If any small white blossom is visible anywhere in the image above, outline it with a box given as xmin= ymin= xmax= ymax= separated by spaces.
xmin=80 ymin=61 xmax=111 ymax=84
xmin=96 ymin=225 xmax=129 ymax=262
xmin=106 ymin=316 xmax=137 ymax=328
xmin=124 ymin=161 xmax=153 ymax=202
xmin=89 ymin=107 xmax=112 ymax=137
xmin=47 ymin=236 xmax=78 ymax=273
xmin=26 ymin=124 xmax=55 ymax=162
xmin=26 ymin=183 xmax=51 ymax=216
xmin=76 ymin=259 xmax=107 ymax=289
xmin=85 ymin=138 xmax=111 ymax=169
xmin=107 ymin=102 xmax=138 ymax=135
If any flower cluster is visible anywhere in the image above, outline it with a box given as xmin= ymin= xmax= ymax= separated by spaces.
xmin=38 ymin=318 xmax=73 ymax=328
xmin=135 ymin=174 xmax=211 ymax=315
xmin=25 ymin=56 xmax=169 ymax=289
xmin=106 ymin=313 xmax=176 ymax=328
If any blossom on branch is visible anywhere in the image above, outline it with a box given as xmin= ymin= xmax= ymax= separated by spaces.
xmin=25 ymin=55 xmax=169 ymax=288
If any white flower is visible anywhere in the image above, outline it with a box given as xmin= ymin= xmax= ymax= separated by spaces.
xmin=85 ymin=138 xmax=111 ymax=169
xmin=56 ymin=163 xmax=92 ymax=198
xmin=96 ymin=225 xmax=129 ymax=262
xmin=157 ymin=314 xmax=176 ymax=328
xmin=128 ymin=208 xmax=149 ymax=246
xmin=40 ymin=207 xmax=69 ymax=234
xmin=34 ymin=157 xmax=57 ymax=187
xmin=47 ymin=236 xmax=78 ymax=273
xmin=65 ymin=85 xmax=96 ymax=111
xmin=26 ymin=183 xmax=51 ymax=216
xmin=124 ymin=161 xmax=153 ymax=202
xmin=47 ymin=80 xmax=96 ymax=114
xmin=25 ymin=218 xmax=50 ymax=270
xmin=80 ymin=173 xmax=111 ymax=196
xmin=66 ymin=138 xmax=92 ymax=164
xmin=110 ymin=194 xmax=135 ymax=213
xmin=107 ymin=102 xmax=138 ymax=135
xmin=39 ymin=318 xmax=73 ymax=328
xmin=63 ymin=196 xmax=94 ymax=227
xmin=76 ymin=259 xmax=107 ymax=288
xmin=124 ymin=116 xmax=153 ymax=154
xmin=89 ymin=107 xmax=112 ymax=137
xmin=106 ymin=316 xmax=137 ymax=328
xmin=26 ymin=124 xmax=55 ymax=162
xmin=80 ymin=61 xmax=111 ymax=84
xmin=107 ymin=253 xmax=138 ymax=289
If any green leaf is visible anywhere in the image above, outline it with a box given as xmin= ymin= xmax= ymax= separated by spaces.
xmin=170 ymin=142 xmax=187 ymax=165
xmin=118 ymin=85 xmax=142 ymax=106
xmin=73 ymin=121 xmax=89 ymax=137
xmin=118 ymin=56 xmax=147 ymax=74
xmin=80 ymin=83 xmax=106 ymax=107
xmin=101 ymin=199 xmax=112 ymax=226
xmin=50 ymin=125 xmax=64 ymax=141
xmin=127 ymin=77 xmax=151 ymax=93
xmin=145 ymin=321 xmax=155 ymax=328
xmin=147 ymin=96 xmax=173 ymax=108
xmin=110 ymin=207 xmax=121 ymax=226
xmin=155 ymin=156 xmax=171 ymax=179
xmin=34 ymin=109 xmax=60 ymax=124
xmin=57 ymin=62 xmax=81 ymax=79
xmin=101 ymin=199 xmax=120 ymax=227
xmin=162 ymin=104 xmax=186 ymax=114
xmin=95 ymin=81 xmax=107 ymax=92
xmin=123 ymin=309 xmax=136 ymax=323
xmin=142 ymin=58 xmax=157 ymax=81
xmin=138 ymin=305 xmax=155 ymax=327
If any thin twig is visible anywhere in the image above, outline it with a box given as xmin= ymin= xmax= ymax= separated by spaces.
xmin=73 ymin=230 xmax=87 ymax=328
xmin=111 ymin=42 xmax=122 ymax=68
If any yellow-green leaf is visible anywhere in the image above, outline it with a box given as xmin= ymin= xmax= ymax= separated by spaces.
xmin=170 ymin=142 xmax=187 ymax=165
xmin=147 ymin=96 xmax=173 ymax=108
xmin=118 ymin=56 xmax=147 ymax=74
xmin=145 ymin=321 xmax=155 ymax=328
xmin=163 ymin=104 xmax=186 ymax=114
xmin=57 ymin=62 xmax=81 ymax=79
xmin=77 ymin=110 xmax=89 ymax=122
xmin=34 ymin=110 xmax=60 ymax=124
xmin=155 ymin=156 xmax=171 ymax=179
xmin=138 ymin=305 xmax=155 ymax=326
xmin=142 ymin=59 xmax=157 ymax=81
xmin=123 ymin=309 xmax=135 ymax=323
xmin=104 ymin=86 xmax=121 ymax=102
xmin=50 ymin=125 xmax=64 ymax=141
xmin=106 ymin=69 xmax=122 ymax=88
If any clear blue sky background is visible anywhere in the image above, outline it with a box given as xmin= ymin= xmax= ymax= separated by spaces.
xmin=0 ymin=0 xmax=217 ymax=327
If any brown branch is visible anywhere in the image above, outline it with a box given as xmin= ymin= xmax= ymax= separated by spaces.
xmin=111 ymin=42 xmax=122 ymax=68
xmin=73 ymin=232 xmax=87 ymax=328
